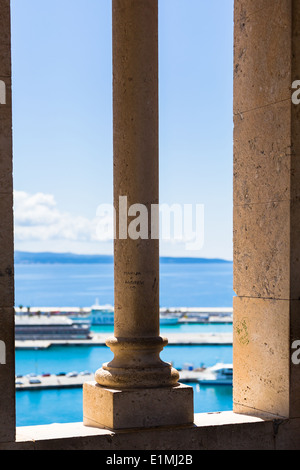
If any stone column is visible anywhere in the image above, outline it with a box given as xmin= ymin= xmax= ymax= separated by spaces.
xmin=233 ymin=0 xmax=300 ymax=419
xmin=0 ymin=0 xmax=15 ymax=442
xmin=83 ymin=0 xmax=193 ymax=430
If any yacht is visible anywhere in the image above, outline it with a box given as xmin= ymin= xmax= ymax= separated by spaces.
xmin=198 ymin=363 xmax=233 ymax=385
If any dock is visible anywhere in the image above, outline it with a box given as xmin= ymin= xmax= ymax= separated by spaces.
xmin=165 ymin=332 xmax=232 ymax=345
xmin=16 ymin=373 xmax=95 ymax=391
xmin=15 ymin=332 xmax=233 ymax=349
xmin=15 ymin=368 xmax=221 ymax=391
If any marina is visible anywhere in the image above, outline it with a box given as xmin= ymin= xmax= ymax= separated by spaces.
xmin=15 ymin=305 xmax=233 ymax=325
xmin=14 ymin=304 xmax=233 ymax=348
xmin=15 ymin=363 xmax=233 ymax=391
xmin=15 ymin=332 xmax=233 ymax=349
xmin=14 ymin=261 xmax=234 ymax=426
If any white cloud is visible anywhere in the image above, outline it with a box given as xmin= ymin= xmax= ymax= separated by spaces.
xmin=13 ymin=190 xmax=101 ymax=243
xmin=13 ymin=191 xmax=216 ymax=258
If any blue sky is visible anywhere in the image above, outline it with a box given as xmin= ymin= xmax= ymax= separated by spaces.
xmin=11 ymin=0 xmax=234 ymax=260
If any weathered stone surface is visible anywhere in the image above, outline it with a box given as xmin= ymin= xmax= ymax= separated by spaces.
xmin=234 ymin=197 xmax=300 ymax=301
xmin=0 ymin=193 xmax=14 ymax=308
xmin=83 ymin=382 xmax=194 ymax=430
xmin=233 ymin=100 xmax=292 ymax=206
xmin=0 ymin=44 xmax=11 ymax=77
xmin=233 ymin=200 xmax=290 ymax=299
xmin=233 ymin=296 xmax=290 ymax=418
xmin=234 ymin=296 xmax=300 ymax=419
xmin=234 ymin=0 xmax=291 ymax=114
xmin=0 ymin=0 xmax=14 ymax=444
xmin=0 ymin=1 xmax=11 ymax=46
xmin=0 ymin=80 xmax=13 ymax=193
xmin=234 ymin=0 xmax=283 ymax=19
xmin=233 ymin=0 xmax=300 ymax=428
xmin=1 ymin=412 xmax=284 ymax=450
xmin=0 ymin=307 xmax=15 ymax=442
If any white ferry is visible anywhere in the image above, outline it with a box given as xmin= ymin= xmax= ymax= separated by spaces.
xmin=15 ymin=315 xmax=91 ymax=340
xmin=90 ymin=305 xmax=115 ymax=325
xmin=90 ymin=304 xmax=180 ymax=326
xmin=197 ymin=363 xmax=233 ymax=385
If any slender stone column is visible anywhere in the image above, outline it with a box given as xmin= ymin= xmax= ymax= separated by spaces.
xmin=95 ymin=0 xmax=178 ymax=390
xmin=83 ymin=0 xmax=193 ymax=429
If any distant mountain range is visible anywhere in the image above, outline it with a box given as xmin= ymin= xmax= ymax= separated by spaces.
xmin=14 ymin=251 xmax=232 ymax=265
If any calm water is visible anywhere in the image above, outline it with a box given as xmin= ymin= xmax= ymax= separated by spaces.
xmin=16 ymin=384 xmax=233 ymax=427
xmin=14 ymin=262 xmax=233 ymax=308
xmin=16 ymin=343 xmax=233 ymax=377
xmin=14 ymin=261 xmax=234 ymax=426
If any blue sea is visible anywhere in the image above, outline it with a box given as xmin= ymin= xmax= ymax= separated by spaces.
xmin=14 ymin=261 xmax=234 ymax=427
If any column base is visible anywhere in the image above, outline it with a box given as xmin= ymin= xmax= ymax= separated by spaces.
xmin=83 ymin=381 xmax=194 ymax=430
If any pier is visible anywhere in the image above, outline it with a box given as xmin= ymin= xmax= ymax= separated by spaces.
xmin=15 ymin=332 xmax=233 ymax=349
xmin=14 ymin=305 xmax=233 ymax=349
xmin=15 ymin=368 xmax=227 ymax=391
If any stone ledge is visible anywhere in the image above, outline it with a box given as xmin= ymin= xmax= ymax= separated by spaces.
xmin=14 ymin=411 xmax=267 ymax=442
xmin=0 ymin=412 xmax=297 ymax=450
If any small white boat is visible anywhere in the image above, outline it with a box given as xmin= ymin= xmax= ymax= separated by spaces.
xmin=198 ymin=363 xmax=233 ymax=385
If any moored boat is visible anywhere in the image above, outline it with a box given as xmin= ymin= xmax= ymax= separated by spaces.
xmin=197 ymin=363 xmax=233 ymax=385
xmin=15 ymin=315 xmax=91 ymax=340
xmin=90 ymin=304 xmax=115 ymax=325
xmin=90 ymin=304 xmax=180 ymax=326
xmin=159 ymin=316 xmax=179 ymax=325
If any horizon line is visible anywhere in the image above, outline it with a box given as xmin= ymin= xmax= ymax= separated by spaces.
xmin=14 ymin=250 xmax=233 ymax=263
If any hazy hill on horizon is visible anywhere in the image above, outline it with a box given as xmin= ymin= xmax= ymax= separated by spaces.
xmin=14 ymin=251 xmax=232 ymax=265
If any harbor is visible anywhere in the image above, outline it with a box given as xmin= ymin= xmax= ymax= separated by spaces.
xmin=14 ymin=305 xmax=233 ymax=348
xmin=13 ymin=261 xmax=235 ymax=425
xmin=15 ymin=305 xmax=233 ymax=324
xmin=15 ymin=306 xmax=233 ymax=399
xmin=15 ymin=331 xmax=233 ymax=349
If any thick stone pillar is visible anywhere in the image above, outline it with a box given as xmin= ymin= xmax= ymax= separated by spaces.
xmin=0 ymin=0 xmax=15 ymax=442
xmin=83 ymin=0 xmax=193 ymax=430
xmin=233 ymin=0 xmax=300 ymax=419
